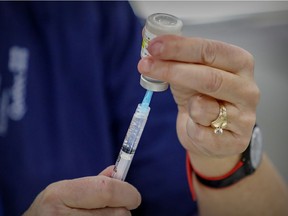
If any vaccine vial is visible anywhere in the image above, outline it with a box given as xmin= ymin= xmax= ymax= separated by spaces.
xmin=140 ymin=13 xmax=183 ymax=92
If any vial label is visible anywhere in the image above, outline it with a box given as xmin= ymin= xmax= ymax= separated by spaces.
xmin=141 ymin=28 xmax=156 ymax=58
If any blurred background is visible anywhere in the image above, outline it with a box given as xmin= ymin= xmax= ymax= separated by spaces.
xmin=130 ymin=1 xmax=288 ymax=182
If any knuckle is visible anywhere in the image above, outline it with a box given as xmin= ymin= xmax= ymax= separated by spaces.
xmin=235 ymin=111 xmax=256 ymax=149
xmin=203 ymin=68 xmax=223 ymax=93
xmin=243 ymin=82 xmax=261 ymax=107
xmin=201 ymin=39 xmax=217 ymax=65
xmin=251 ymin=85 xmax=261 ymax=106
xmin=160 ymin=35 xmax=182 ymax=59
xmin=241 ymin=110 xmax=257 ymax=129
xmin=233 ymin=47 xmax=255 ymax=73
xmin=170 ymin=39 xmax=182 ymax=59
xmin=242 ymin=50 xmax=255 ymax=72
xmin=161 ymin=61 xmax=177 ymax=82
xmin=188 ymin=96 xmax=208 ymax=122
xmin=35 ymin=182 xmax=68 ymax=216
xmin=41 ymin=183 xmax=61 ymax=205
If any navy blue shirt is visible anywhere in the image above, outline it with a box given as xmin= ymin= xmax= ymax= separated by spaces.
xmin=0 ymin=2 xmax=197 ymax=215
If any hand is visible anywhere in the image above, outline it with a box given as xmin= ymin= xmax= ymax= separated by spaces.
xmin=23 ymin=166 xmax=141 ymax=216
xmin=138 ymin=35 xmax=260 ymax=175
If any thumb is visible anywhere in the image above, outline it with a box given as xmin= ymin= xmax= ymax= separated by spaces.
xmin=99 ymin=165 xmax=115 ymax=177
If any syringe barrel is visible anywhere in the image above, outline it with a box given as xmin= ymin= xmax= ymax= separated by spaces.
xmin=112 ymin=104 xmax=150 ymax=180
xmin=112 ymin=150 xmax=133 ymax=181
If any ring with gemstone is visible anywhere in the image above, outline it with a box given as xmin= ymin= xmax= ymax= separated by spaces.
xmin=211 ymin=104 xmax=228 ymax=135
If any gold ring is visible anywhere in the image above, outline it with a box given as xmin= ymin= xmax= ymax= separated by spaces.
xmin=211 ymin=105 xmax=228 ymax=135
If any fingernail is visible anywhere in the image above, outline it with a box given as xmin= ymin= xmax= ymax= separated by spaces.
xmin=148 ymin=41 xmax=163 ymax=56
xmin=139 ymin=58 xmax=152 ymax=73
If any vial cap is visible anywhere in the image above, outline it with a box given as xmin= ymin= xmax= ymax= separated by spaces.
xmin=146 ymin=13 xmax=183 ymax=36
xmin=140 ymin=75 xmax=168 ymax=92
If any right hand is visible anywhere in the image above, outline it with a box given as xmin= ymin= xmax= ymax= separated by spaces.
xmin=23 ymin=166 xmax=141 ymax=216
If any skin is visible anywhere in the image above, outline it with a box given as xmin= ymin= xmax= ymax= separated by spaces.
xmin=24 ymin=34 xmax=288 ymax=215
xmin=23 ymin=166 xmax=141 ymax=216
xmin=137 ymin=35 xmax=288 ymax=216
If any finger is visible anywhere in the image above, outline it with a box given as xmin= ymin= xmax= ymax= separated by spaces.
xmin=69 ymin=207 xmax=131 ymax=216
xmin=147 ymin=35 xmax=254 ymax=77
xmin=188 ymin=94 xmax=220 ymax=126
xmin=138 ymin=58 xmax=259 ymax=106
xmin=188 ymin=95 xmax=244 ymax=132
xmin=186 ymin=119 xmax=251 ymax=157
xmin=99 ymin=165 xmax=115 ymax=177
xmin=47 ymin=176 xmax=141 ymax=210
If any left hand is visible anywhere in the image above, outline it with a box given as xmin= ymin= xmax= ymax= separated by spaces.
xmin=138 ymin=35 xmax=260 ymax=174
xmin=23 ymin=166 xmax=141 ymax=216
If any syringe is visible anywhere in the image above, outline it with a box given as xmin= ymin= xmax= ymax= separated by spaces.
xmin=111 ymin=90 xmax=153 ymax=181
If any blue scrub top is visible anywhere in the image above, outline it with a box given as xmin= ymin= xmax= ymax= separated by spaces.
xmin=0 ymin=2 xmax=197 ymax=215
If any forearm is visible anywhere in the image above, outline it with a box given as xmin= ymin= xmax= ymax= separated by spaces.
xmin=190 ymin=153 xmax=288 ymax=216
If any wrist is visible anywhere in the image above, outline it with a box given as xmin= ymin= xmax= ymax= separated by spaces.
xmin=186 ymin=152 xmax=242 ymax=201
xmin=186 ymin=125 xmax=263 ymax=199
xmin=188 ymin=152 xmax=241 ymax=177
